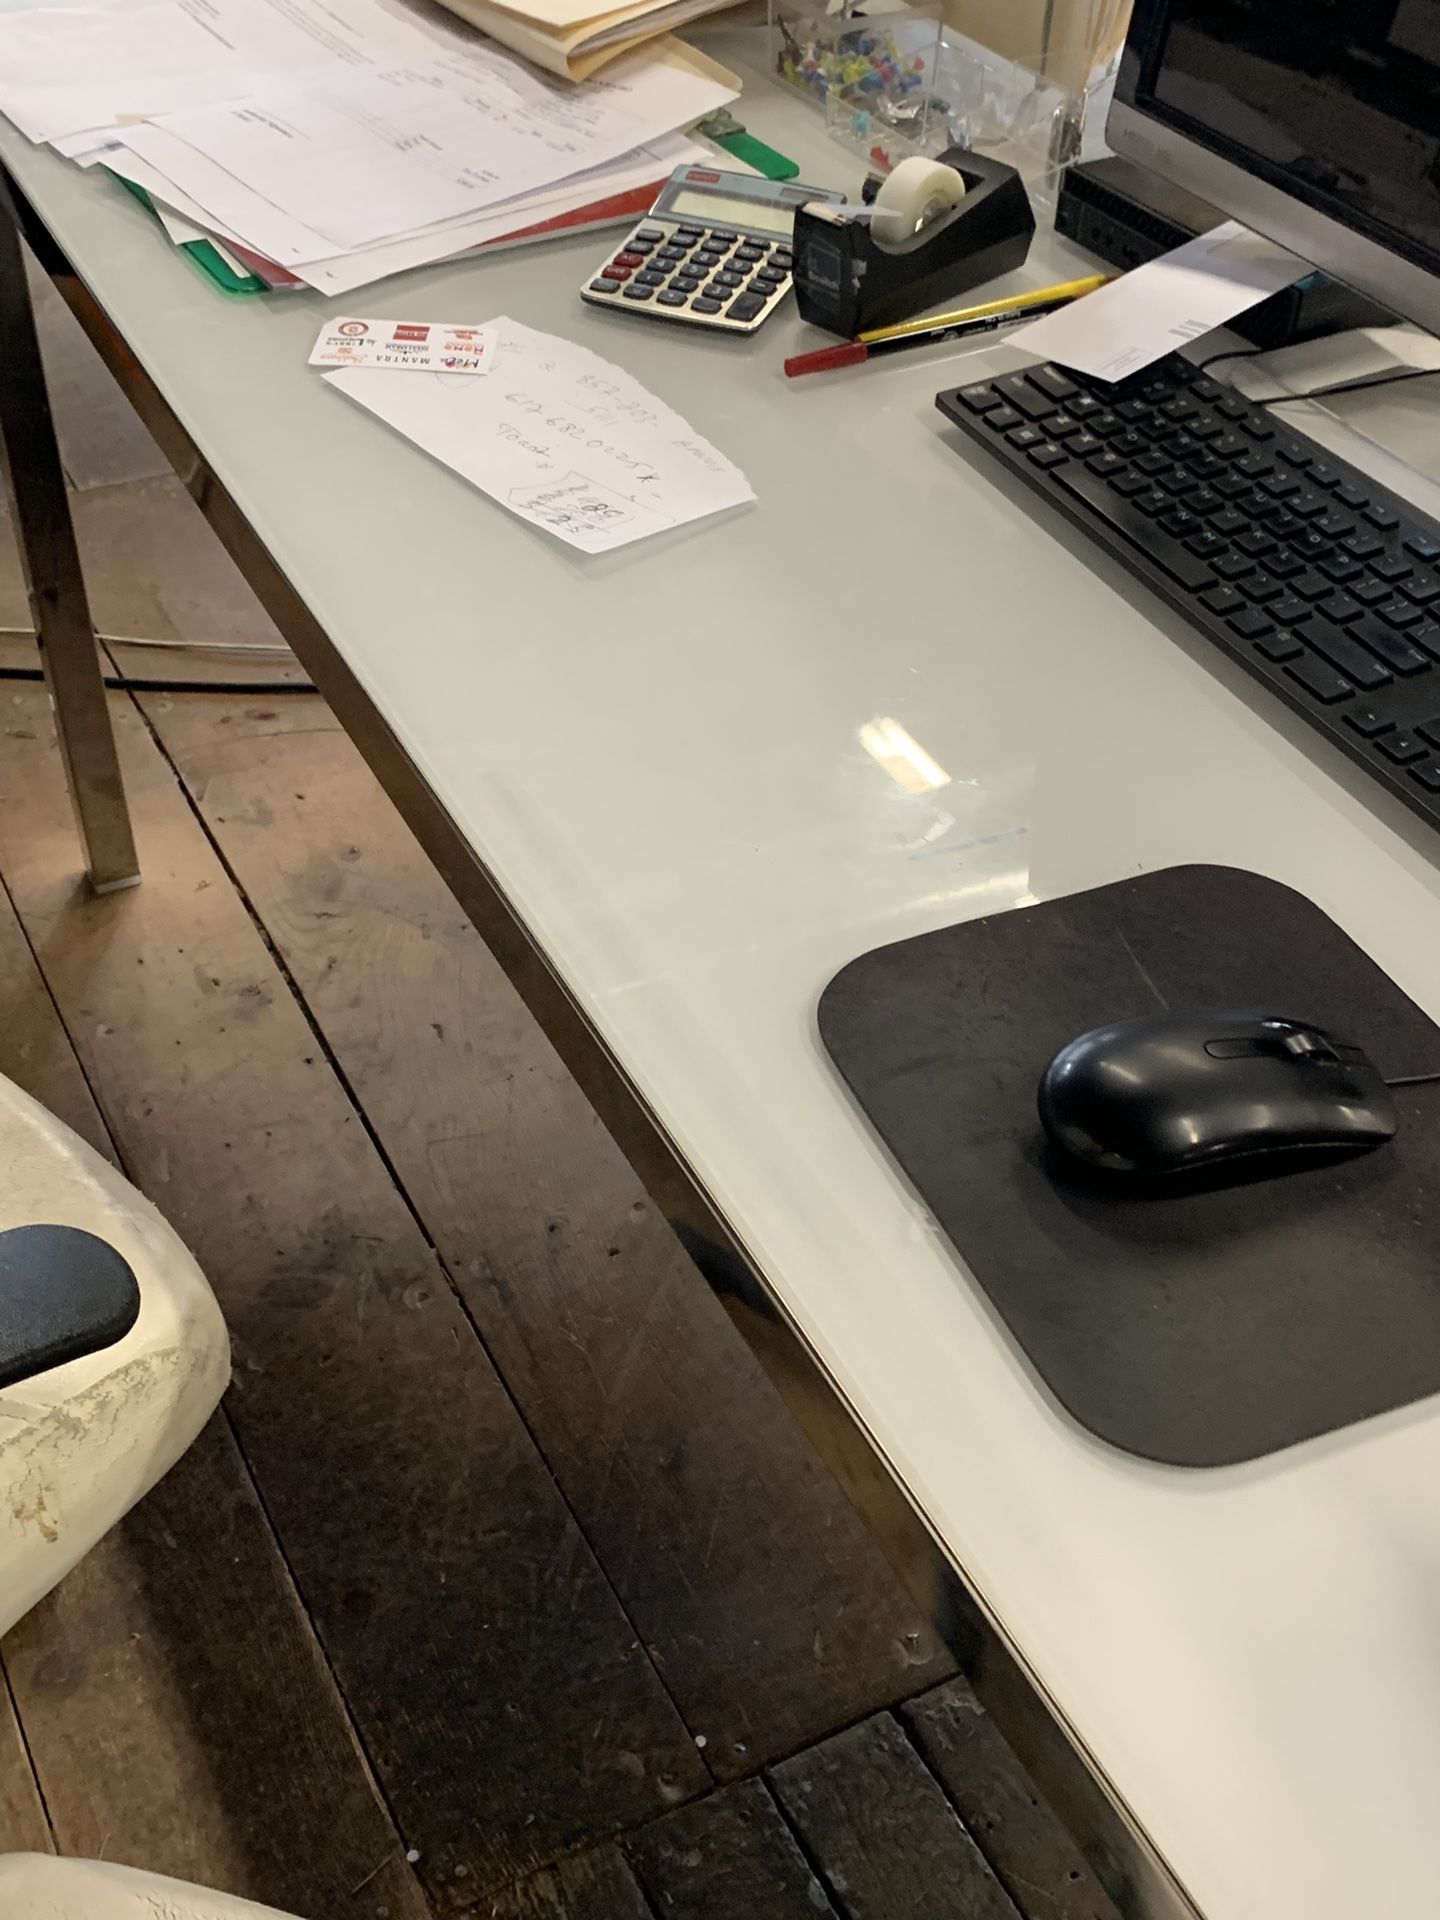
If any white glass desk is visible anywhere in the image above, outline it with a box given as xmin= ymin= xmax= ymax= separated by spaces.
xmin=5 ymin=35 xmax=1440 ymax=1920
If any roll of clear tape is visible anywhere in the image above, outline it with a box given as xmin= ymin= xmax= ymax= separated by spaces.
xmin=869 ymin=156 xmax=968 ymax=246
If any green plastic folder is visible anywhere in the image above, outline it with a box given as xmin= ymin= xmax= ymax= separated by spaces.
xmin=108 ymin=172 xmax=269 ymax=296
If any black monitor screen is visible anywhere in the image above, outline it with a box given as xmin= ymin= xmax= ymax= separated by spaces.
xmin=1126 ymin=0 xmax=1440 ymax=278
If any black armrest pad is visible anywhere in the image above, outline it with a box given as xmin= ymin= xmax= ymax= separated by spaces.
xmin=0 ymin=1225 xmax=142 ymax=1389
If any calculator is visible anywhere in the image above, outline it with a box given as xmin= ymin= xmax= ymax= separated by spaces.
xmin=580 ymin=165 xmax=847 ymax=334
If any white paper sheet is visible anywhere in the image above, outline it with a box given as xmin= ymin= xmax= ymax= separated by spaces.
xmin=326 ymin=317 xmax=752 ymax=554
xmin=0 ymin=0 xmax=442 ymax=144
xmin=146 ymin=41 xmax=736 ymax=252
xmin=1012 ymin=221 xmax=1309 ymax=382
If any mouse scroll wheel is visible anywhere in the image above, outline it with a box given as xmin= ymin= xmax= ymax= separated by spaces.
xmin=1281 ymin=1031 xmax=1340 ymax=1061
xmin=1204 ymin=1037 xmax=1267 ymax=1059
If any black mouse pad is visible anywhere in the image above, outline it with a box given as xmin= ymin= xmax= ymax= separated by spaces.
xmin=818 ymin=865 xmax=1440 ymax=1467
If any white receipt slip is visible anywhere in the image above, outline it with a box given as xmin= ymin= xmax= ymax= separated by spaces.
xmin=309 ymin=317 xmax=494 ymax=372
xmin=1014 ymin=221 xmax=1309 ymax=381
xmin=326 ymin=317 xmax=752 ymax=554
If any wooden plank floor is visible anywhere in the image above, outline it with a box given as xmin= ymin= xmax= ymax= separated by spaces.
xmin=0 ymin=266 xmax=1119 ymax=1920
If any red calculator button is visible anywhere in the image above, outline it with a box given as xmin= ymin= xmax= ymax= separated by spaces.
xmin=601 ymin=264 xmax=632 ymax=281
xmin=614 ymin=250 xmax=645 ymax=267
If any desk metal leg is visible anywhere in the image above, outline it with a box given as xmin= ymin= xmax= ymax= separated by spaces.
xmin=0 ymin=172 xmax=138 ymax=893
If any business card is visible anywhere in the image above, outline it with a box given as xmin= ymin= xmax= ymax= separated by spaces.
xmin=308 ymin=317 xmax=492 ymax=373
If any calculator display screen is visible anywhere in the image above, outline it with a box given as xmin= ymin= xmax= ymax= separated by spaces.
xmin=668 ymin=189 xmax=796 ymax=234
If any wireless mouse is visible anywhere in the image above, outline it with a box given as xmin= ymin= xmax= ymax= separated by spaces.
xmin=1037 ymin=1008 xmax=1397 ymax=1184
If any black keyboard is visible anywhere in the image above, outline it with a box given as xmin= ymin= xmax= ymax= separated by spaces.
xmin=936 ymin=355 xmax=1440 ymax=832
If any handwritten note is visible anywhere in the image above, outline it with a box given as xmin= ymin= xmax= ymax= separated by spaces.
xmin=325 ymin=318 xmax=753 ymax=554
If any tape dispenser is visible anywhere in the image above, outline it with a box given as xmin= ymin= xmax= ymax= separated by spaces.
xmin=792 ymin=150 xmax=1035 ymax=338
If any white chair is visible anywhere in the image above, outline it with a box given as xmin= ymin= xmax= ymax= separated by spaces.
xmin=0 ymin=1854 xmax=299 ymax=1918
xmin=0 ymin=1072 xmax=229 ymax=1635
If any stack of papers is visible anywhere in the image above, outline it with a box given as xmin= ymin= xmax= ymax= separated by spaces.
xmin=435 ymin=0 xmax=751 ymax=82
xmin=328 ymin=317 xmax=753 ymax=552
xmin=0 ymin=0 xmax=740 ymax=296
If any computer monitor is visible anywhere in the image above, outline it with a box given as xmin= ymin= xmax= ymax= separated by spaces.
xmin=1107 ymin=0 xmax=1440 ymax=339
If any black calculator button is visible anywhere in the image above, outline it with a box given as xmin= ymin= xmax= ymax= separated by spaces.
xmin=635 ymin=269 xmax=665 ymax=286
xmin=657 ymin=289 xmax=688 ymax=306
xmin=709 ymin=228 xmax=739 ymax=243
xmin=756 ymin=269 xmax=786 ymax=286
xmin=676 ymin=226 xmax=703 ymax=241
xmin=588 ymin=278 xmax=621 ymax=293
xmin=670 ymin=275 xmax=700 ymax=293
xmin=771 ymin=249 xmax=793 ymax=269
xmin=622 ymin=284 xmax=655 ymax=300
xmin=626 ymin=237 xmax=656 ymax=255
xmin=691 ymin=296 xmax=723 ymax=314
xmin=735 ymin=244 xmax=764 ymax=262
xmin=657 ymin=246 xmax=687 ymax=262
xmin=726 ymin=293 xmax=766 ymax=322
xmin=635 ymin=227 xmax=664 ymax=242
xmin=704 ymin=282 xmax=732 ymax=300
xmin=713 ymin=270 xmax=743 ymax=288
xmin=747 ymin=279 xmax=774 ymax=298
xmin=692 ymin=252 xmax=722 ymax=270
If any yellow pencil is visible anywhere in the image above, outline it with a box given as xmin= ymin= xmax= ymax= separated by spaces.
xmin=858 ymin=273 xmax=1112 ymax=343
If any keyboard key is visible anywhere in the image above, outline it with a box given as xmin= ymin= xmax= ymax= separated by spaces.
xmin=1068 ymin=432 xmax=1102 ymax=459
xmin=1306 ymin=620 xmax=1391 ymax=689
xmin=1187 ymin=454 xmax=1225 ymax=480
xmin=1236 ymin=451 xmax=1274 ymax=479
xmin=1210 ymin=507 xmax=1246 ymax=536
xmin=1364 ymin=504 xmax=1401 ymax=529
xmin=1089 ymin=410 xmax=1124 ymax=437
xmin=1008 ymin=425 xmax=1044 ymax=449
xmin=1241 ymin=417 xmax=1275 ymax=441
xmin=1202 ymin=585 xmax=1246 ymax=615
xmin=1276 ymin=438 xmax=1313 ymax=468
xmin=1255 ymin=629 xmax=1304 ymax=661
xmin=1030 ymin=366 xmax=1080 ymax=401
xmin=1228 ymin=607 xmax=1274 ymax=639
xmin=1308 ymin=464 xmax=1342 ymax=488
xmin=995 ymin=373 xmax=1054 ymax=418
xmin=1215 ymin=395 xmax=1250 ymax=419
xmin=1188 ymin=416 xmax=1224 ymax=443
xmin=1087 ymin=451 xmax=1124 ymax=476
xmin=1344 ymin=706 xmax=1394 ymax=737
xmin=1292 ymin=570 xmax=1333 ymax=601
xmin=1333 ymin=482 xmax=1369 ymax=508
xmin=1410 ymin=761 xmax=1440 ymax=792
xmin=1162 ymin=398 xmax=1201 ymax=423
xmin=1027 ymin=442 xmax=1069 ymax=469
xmin=1313 ymin=512 xmax=1356 ymax=540
xmin=1135 ymin=449 xmax=1170 ymax=475
xmin=1267 ymin=551 xmax=1306 ymax=580
xmin=1160 ymin=509 xmax=1200 ymax=538
xmin=1285 ymin=657 xmax=1353 ymax=703
xmin=1419 ymin=718 xmax=1440 ymax=748
xmin=1212 ymin=432 xmax=1247 ymax=458
xmin=1290 ymin=489 xmax=1328 ymax=519
xmin=1112 ymin=430 xmax=1147 ymax=458
xmin=1186 ymin=530 xmax=1226 ymax=558
xmin=1271 ymin=595 xmax=1311 ymax=626
xmin=1111 ymin=469 xmax=1149 ymax=497
xmin=1116 ymin=399 xmax=1150 ymax=422
xmin=1316 ymin=592 xmax=1362 ymax=624
xmin=1214 ymin=549 xmax=1258 ymax=580
xmin=1352 ymin=615 xmax=1432 ymax=673
xmin=1371 ymin=553 xmax=1413 ymax=582
xmin=1343 ymin=531 xmax=1384 ymax=558
xmin=1261 ymin=471 xmax=1301 ymax=500
xmin=1415 ymin=623 xmax=1440 ymax=659
xmin=984 ymin=405 xmax=1023 ymax=432
xmin=1052 ymin=463 xmax=1219 ymax=590
xmin=1212 ymin=473 xmax=1252 ymax=499
xmin=1068 ymin=394 xmax=1104 ymax=418
xmin=1266 ymin=510 xmax=1305 ymax=541
xmin=1236 ymin=529 xmax=1276 ymax=556
xmin=1378 ymin=731 xmax=1428 ymax=763
xmin=1405 ymin=534 xmax=1440 ymax=561
xmin=1351 ymin=576 xmax=1393 ymax=605
xmin=1319 ymin=554 xmax=1363 ymax=583
xmin=1134 ymin=489 xmax=1171 ymax=516
xmin=1404 ymin=571 xmax=1440 ymax=605
xmin=1377 ymin=597 xmax=1424 ymax=628
xmin=1288 ymin=527 xmax=1330 ymax=558
xmin=1040 ymin=410 xmax=1081 ymax=437
xmin=1244 ymin=573 xmax=1284 ymax=604
xmin=1162 ymin=431 xmax=1198 ymax=459
xmin=1187 ymin=486 xmax=1223 ymax=515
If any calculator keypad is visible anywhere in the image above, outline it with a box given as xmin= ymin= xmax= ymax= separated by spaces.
xmin=581 ymin=219 xmax=795 ymax=332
